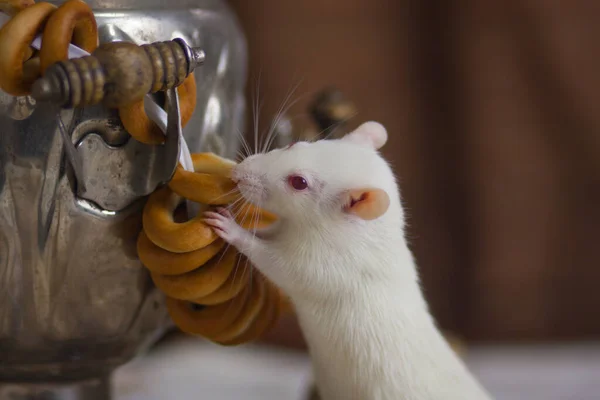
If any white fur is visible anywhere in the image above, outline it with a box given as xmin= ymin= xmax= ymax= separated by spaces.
xmin=207 ymin=122 xmax=493 ymax=400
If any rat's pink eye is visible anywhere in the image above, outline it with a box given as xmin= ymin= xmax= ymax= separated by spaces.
xmin=288 ymin=175 xmax=308 ymax=191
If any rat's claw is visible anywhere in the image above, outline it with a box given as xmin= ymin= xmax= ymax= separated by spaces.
xmin=203 ymin=211 xmax=229 ymax=232
xmin=203 ymin=210 xmax=226 ymax=222
xmin=215 ymin=207 xmax=233 ymax=218
xmin=204 ymin=210 xmax=246 ymax=247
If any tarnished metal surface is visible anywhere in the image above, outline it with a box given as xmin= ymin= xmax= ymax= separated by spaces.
xmin=86 ymin=6 xmax=248 ymax=158
xmin=0 ymin=92 xmax=36 ymax=121
xmin=75 ymin=89 xmax=181 ymax=211
xmin=0 ymin=0 xmax=247 ymax=397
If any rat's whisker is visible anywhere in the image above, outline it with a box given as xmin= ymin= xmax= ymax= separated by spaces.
xmin=227 ymin=198 xmax=247 ymax=215
xmin=227 ymin=200 xmax=252 ymax=242
xmin=208 ymin=187 xmax=240 ymax=204
xmin=261 ymin=79 xmax=306 ymax=153
xmin=230 ymin=197 xmax=248 ymax=217
xmin=251 ymin=70 xmax=263 ymax=156
xmin=241 ymin=130 xmax=252 ymax=157
xmin=237 ymin=201 xmax=253 ymax=229
xmin=252 ymin=215 xmax=260 ymax=243
xmin=251 ymin=201 xmax=260 ymax=238
xmin=235 ymin=127 xmax=252 ymax=160
xmin=227 ymin=196 xmax=249 ymax=219
xmin=264 ymin=97 xmax=304 ymax=152
xmin=261 ymin=80 xmax=296 ymax=153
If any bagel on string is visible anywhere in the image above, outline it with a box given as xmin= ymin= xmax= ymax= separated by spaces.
xmin=127 ymin=89 xmax=288 ymax=342
xmin=150 ymin=246 xmax=239 ymax=301
xmin=137 ymin=231 xmax=226 ymax=276
xmin=119 ymin=73 xmax=197 ymax=145
xmin=0 ymin=2 xmax=57 ymax=95
xmin=191 ymin=263 xmax=250 ymax=305
xmin=38 ymin=0 xmax=98 ymax=73
xmin=0 ymin=0 xmax=99 ymax=96
xmin=138 ymin=152 xmax=288 ymax=345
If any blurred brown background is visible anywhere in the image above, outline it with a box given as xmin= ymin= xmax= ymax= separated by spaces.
xmin=228 ymin=0 xmax=600 ymax=345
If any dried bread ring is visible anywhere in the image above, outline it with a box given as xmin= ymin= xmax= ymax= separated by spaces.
xmin=0 ymin=2 xmax=56 ymax=96
xmin=191 ymin=260 xmax=250 ymax=305
xmin=137 ymin=231 xmax=225 ymax=276
xmin=204 ymin=275 xmax=266 ymax=342
xmin=179 ymin=152 xmax=237 ymax=176
xmin=277 ymin=294 xmax=294 ymax=315
xmin=219 ymin=282 xmax=280 ymax=346
xmin=119 ymin=74 xmax=197 ymax=145
xmin=177 ymin=71 xmax=197 ymax=125
xmin=150 ymin=246 xmax=238 ymax=300
xmin=39 ymin=0 xmax=98 ymax=73
xmin=137 ymin=151 xmax=286 ymax=344
xmin=165 ymin=281 xmax=253 ymax=338
xmin=142 ymin=186 xmax=219 ymax=253
xmin=168 ymin=153 xmax=278 ymax=225
xmin=214 ymin=276 xmax=273 ymax=344
xmin=169 ymin=153 xmax=239 ymax=205
xmin=232 ymin=202 xmax=278 ymax=230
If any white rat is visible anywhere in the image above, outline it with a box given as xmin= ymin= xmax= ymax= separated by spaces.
xmin=204 ymin=121 xmax=492 ymax=400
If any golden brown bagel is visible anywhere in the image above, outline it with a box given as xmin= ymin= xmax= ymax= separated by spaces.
xmin=180 ymin=152 xmax=237 ymax=176
xmin=220 ymin=285 xmax=280 ymax=346
xmin=137 ymin=152 xmax=290 ymax=346
xmin=39 ymin=0 xmax=98 ymax=73
xmin=137 ymin=230 xmax=225 ymax=276
xmin=216 ymin=277 xmax=276 ymax=345
xmin=206 ymin=274 xmax=266 ymax=342
xmin=191 ymin=260 xmax=250 ymax=305
xmin=232 ymin=202 xmax=279 ymax=230
xmin=150 ymin=246 xmax=238 ymax=300
xmin=169 ymin=153 xmax=239 ymax=205
xmin=177 ymin=72 xmax=196 ymax=127
xmin=278 ymin=293 xmax=294 ymax=314
xmin=165 ymin=283 xmax=251 ymax=338
xmin=142 ymin=186 xmax=219 ymax=253
xmin=119 ymin=74 xmax=197 ymax=145
xmin=0 ymin=2 xmax=56 ymax=95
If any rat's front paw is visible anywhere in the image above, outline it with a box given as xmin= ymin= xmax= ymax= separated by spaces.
xmin=204 ymin=207 xmax=249 ymax=248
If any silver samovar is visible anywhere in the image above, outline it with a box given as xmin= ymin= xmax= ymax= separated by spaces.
xmin=0 ymin=0 xmax=247 ymax=398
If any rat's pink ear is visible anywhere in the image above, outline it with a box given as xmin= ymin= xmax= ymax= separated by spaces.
xmin=342 ymin=121 xmax=388 ymax=150
xmin=342 ymin=188 xmax=390 ymax=220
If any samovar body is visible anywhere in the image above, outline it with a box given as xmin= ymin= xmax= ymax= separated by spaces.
xmin=0 ymin=0 xmax=247 ymax=398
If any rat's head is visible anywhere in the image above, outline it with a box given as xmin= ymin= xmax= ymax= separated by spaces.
xmin=232 ymin=121 xmax=395 ymax=225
